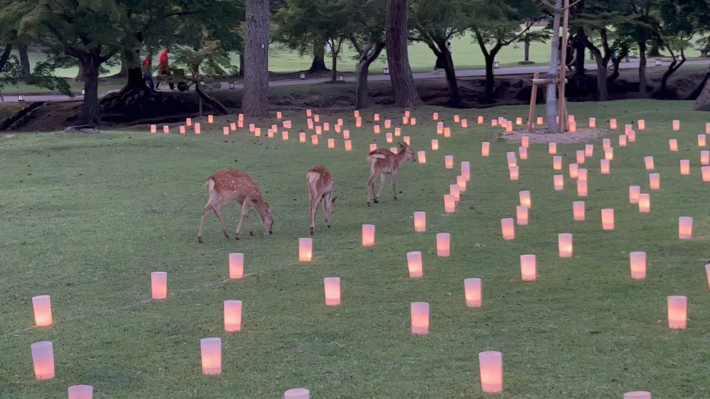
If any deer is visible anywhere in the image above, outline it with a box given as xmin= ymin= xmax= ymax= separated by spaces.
xmin=307 ymin=166 xmax=337 ymax=235
xmin=197 ymin=168 xmax=273 ymax=243
xmin=367 ymin=142 xmax=416 ymax=206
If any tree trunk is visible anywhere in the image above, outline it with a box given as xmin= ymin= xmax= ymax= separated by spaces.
xmin=243 ymin=0 xmax=270 ymax=117
xmin=591 ymin=50 xmax=608 ymax=101
xmin=112 ymin=52 xmax=130 ymax=78
xmin=355 ymin=43 xmax=384 ymax=110
xmin=309 ymin=41 xmax=329 ymax=72
xmin=574 ymin=28 xmax=586 ymax=77
xmin=638 ymin=41 xmax=647 ymax=96
xmin=195 ymin=82 xmax=230 ymax=114
xmin=524 ymin=39 xmax=530 ymax=62
xmin=0 ymin=43 xmax=11 ymax=72
xmin=656 ymin=58 xmax=685 ymax=98
xmin=385 ymin=0 xmax=421 ymax=107
xmin=19 ymin=44 xmax=30 ymax=77
xmin=483 ymin=54 xmax=496 ymax=104
xmin=689 ymin=70 xmax=710 ymax=101
xmin=330 ymin=44 xmax=338 ymax=82
xmin=441 ymin=48 xmax=461 ymax=107
xmin=546 ymin=0 xmax=562 ymax=132
xmin=80 ymin=57 xmax=101 ymax=125
xmin=693 ymin=77 xmax=710 ymax=110
xmin=239 ymin=52 xmax=245 ymax=76
xmin=75 ymin=63 xmax=85 ymax=82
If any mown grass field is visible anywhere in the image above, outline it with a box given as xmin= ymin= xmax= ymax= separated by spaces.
xmin=1 ymin=100 xmax=709 ymax=398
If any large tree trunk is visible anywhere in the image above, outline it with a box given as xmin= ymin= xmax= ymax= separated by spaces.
xmin=591 ymin=50 xmax=608 ymax=101
xmin=243 ymin=0 xmax=270 ymax=117
xmin=19 ymin=44 xmax=30 ymax=77
xmin=75 ymin=63 xmax=85 ymax=82
xmin=239 ymin=52 xmax=245 ymax=76
xmin=483 ymin=53 xmax=497 ymax=104
xmin=330 ymin=44 xmax=338 ymax=82
xmin=355 ymin=42 xmax=385 ymax=110
xmin=385 ymin=0 xmax=421 ymax=107
xmin=441 ymin=48 xmax=461 ymax=107
xmin=524 ymin=39 xmax=530 ymax=62
xmin=546 ymin=0 xmax=562 ymax=132
xmin=309 ymin=41 xmax=329 ymax=72
xmin=574 ymin=28 xmax=586 ymax=77
xmin=655 ymin=57 xmax=685 ymax=98
xmin=80 ymin=57 xmax=101 ymax=125
xmin=638 ymin=41 xmax=647 ymax=96
xmin=112 ymin=53 xmax=130 ymax=78
xmin=0 ymin=43 xmax=12 ymax=72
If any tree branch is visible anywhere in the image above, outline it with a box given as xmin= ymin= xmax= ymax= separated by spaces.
xmin=44 ymin=22 xmax=87 ymax=60
xmin=0 ymin=43 xmax=12 ymax=72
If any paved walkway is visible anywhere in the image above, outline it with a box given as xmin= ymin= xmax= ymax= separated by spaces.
xmin=1 ymin=60 xmax=707 ymax=104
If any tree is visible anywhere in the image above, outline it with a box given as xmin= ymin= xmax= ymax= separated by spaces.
xmin=540 ymin=0 xmax=564 ymax=132
xmin=616 ymin=0 xmax=660 ymax=97
xmin=273 ymin=0 xmax=351 ymax=82
xmin=346 ymin=0 xmax=387 ymax=109
xmin=386 ymin=0 xmax=421 ymax=107
xmin=244 ymin=0 xmax=271 ymax=117
xmin=470 ymin=0 xmax=541 ymax=104
xmin=172 ymin=41 xmax=232 ymax=114
xmin=410 ymin=0 xmax=468 ymax=107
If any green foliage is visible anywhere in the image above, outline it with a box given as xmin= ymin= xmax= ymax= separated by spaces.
xmin=272 ymin=0 xmax=352 ymax=56
xmin=469 ymin=0 xmax=542 ymax=55
xmin=172 ymin=42 xmax=233 ymax=79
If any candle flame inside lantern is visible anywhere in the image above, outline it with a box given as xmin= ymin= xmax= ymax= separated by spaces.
xmin=32 ymin=295 xmax=52 ymax=327
xmin=558 ymin=233 xmax=573 ymax=257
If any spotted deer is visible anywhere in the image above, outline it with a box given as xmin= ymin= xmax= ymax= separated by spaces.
xmin=367 ymin=142 xmax=416 ymax=206
xmin=197 ymin=169 xmax=273 ymax=243
xmin=306 ymin=166 xmax=337 ymax=235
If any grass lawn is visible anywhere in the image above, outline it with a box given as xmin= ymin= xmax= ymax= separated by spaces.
xmin=1 ymin=100 xmax=709 ymax=398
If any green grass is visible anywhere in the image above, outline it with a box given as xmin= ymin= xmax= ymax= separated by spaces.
xmin=1 ymin=100 xmax=709 ymax=398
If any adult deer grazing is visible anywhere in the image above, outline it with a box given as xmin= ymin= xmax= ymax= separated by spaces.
xmin=367 ymin=142 xmax=416 ymax=206
xmin=307 ymin=166 xmax=337 ymax=235
xmin=197 ymin=168 xmax=273 ymax=243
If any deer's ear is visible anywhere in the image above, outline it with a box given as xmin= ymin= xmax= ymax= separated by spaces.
xmin=399 ymin=141 xmax=406 ymax=148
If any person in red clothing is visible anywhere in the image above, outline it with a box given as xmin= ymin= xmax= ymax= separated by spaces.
xmin=142 ymin=53 xmax=154 ymax=90
xmin=158 ymin=50 xmax=170 ymax=75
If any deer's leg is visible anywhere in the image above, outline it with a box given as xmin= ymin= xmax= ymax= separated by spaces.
xmin=322 ymin=193 xmax=332 ymax=229
xmin=234 ymin=197 xmax=252 ymax=240
xmin=367 ymin=174 xmax=377 ymax=206
xmin=376 ymin=173 xmax=386 ymax=202
xmin=309 ymin=196 xmax=319 ymax=235
xmin=245 ymin=213 xmax=255 ymax=236
xmin=213 ymin=204 xmax=230 ymax=238
xmin=197 ymin=195 xmax=220 ymax=243
xmin=391 ymin=172 xmax=397 ymax=200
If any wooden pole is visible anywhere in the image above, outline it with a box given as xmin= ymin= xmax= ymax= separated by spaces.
xmin=558 ymin=0 xmax=570 ymax=132
xmin=527 ymin=72 xmax=540 ymax=132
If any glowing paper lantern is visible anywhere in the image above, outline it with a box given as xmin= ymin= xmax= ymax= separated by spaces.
xmin=703 ymin=166 xmax=710 ymax=181
xmin=208 ymin=115 xmax=214 ymax=123
xmin=464 ymin=278 xmax=482 ymax=308
xmin=553 ymin=156 xmax=562 ymax=170
xmin=433 ymin=112 xmax=439 ymax=120
xmin=410 ymin=118 xmax=417 ymax=126
xmin=624 ymin=392 xmax=651 ymax=399
xmin=437 ymin=233 xmax=451 ymax=257
xmin=444 ymin=194 xmax=455 ymax=213
xmin=445 ymin=155 xmax=453 ymax=169
xmin=324 ymin=277 xmax=341 ymax=306
xmin=453 ymin=114 xmax=460 ymax=123
xmin=228 ymin=253 xmax=244 ymax=279
xmin=224 ymin=300 xmax=242 ymax=332
xmin=577 ymin=179 xmax=588 ymax=197
xmin=479 ymin=351 xmax=503 ymax=393
xmin=679 ymin=217 xmax=693 ymax=239
xmin=605 ymin=148 xmax=613 ymax=161
xmin=569 ymin=163 xmax=579 ymax=179
xmin=32 ymin=295 xmax=52 ymax=327
xmin=702 ymin=151 xmax=709 ymax=165
xmin=462 ymin=119 xmax=468 ymax=128
xmin=307 ymin=119 xmax=314 ymax=130
xmin=370 ymin=143 xmax=377 ymax=151
xmin=327 ymin=138 xmax=335 ymax=149
xmin=585 ymin=144 xmax=594 ymax=157
xmin=619 ymin=135 xmax=627 ymax=146
xmin=630 ymin=251 xmax=646 ymax=280
xmin=638 ymin=119 xmax=645 ymax=130
xmin=638 ymin=193 xmax=650 ymax=213
xmin=299 ymin=238 xmax=313 ymax=262
xmin=516 ymin=117 xmax=523 ymax=125
xmin=457 ymin=175 xmax=467 ymax=192
xmin=505 ymin=122 xmax=513 ymax=132
xmin=573 ymin=201 xmax=585 ymax=221
xmin=150 ymin=125 xmax=156 ymax=133
xmin=644 ymin=156 xmax=654 ymax=170
xmin=361 ymin=224 xmax=376 ymax=247
xmin=602 ymin=138 xmax=611 ymax=149
xmin=600 ymin=159 xmax=610 ymax=175
xmin=521 ymin=136 xmax=529 ymax=147
xmin=680 ymin=160 xmax=690 ymax=175
xmin=667 ymin=296 xmax=687 ymax=329
xmin=282 ymin=131 xmax=289 ymax=141
xmin=431 ymin=139 xmax=438 ymax=150
xmin=151 ymin=272 xmax=167 ymax=300
xmin=343 ymin=130 xmax=350 ymax=139
xmin=578 ymin=168 xmax=588 ymax=181
xmin=195 ymin=123 xmax=201 ymax=134
xmin=315 ymin=126 xmax=322 ymax=135
xmin=314 ymin=114 xmax=320 ymax=123
xmin=519 ymin=147 xmax=528 ymax=160
xmin=407 ymin=251 xmax=423 ymax=278
xmin=558 ymin=233 xmax=573 ymax=257
xmin=601 ymin=209 xmax=614 ymax=231
xmin=537 ymin=116 xmax=543 ymax=125
xmin=163 ymin=125 xmax=170 ymax=134
xmin=356 ymin=117 xmax=362 ymax=127
xmin=669 ymin=139 xmax=678 ymax=151
xmin=576 ymin=150 xmax=585 ymax=164
xmin=589 ymin=117 xmax=596 ymax=128
xmin=625 ymin=124 xmax=632 ymax=134
xmin=403 ymin=135 xmax=410 ymax=144
xmin=478 ymin=116 xmax=484 ymax=124
xmin=628 ymin=130 xmax=636 ymax=142
xmin=223 ymin=127 xmax=229 ymax=135
xmin=413 ymin=212 xmax=426 ymax=232
xmin=31 ymin=341 xmax=55 ymax=380
xmin=491 ymin=119 xmax=498 ymax=127
xmin=353 ymin=110 xmax=359 ymax=118
xmin=554 ymin=175 xmax=564 ymax=190
xmin=255 ymin=128 xmax=261 ymax=137
xmin=706 ymin=264 xmax=710 ymax=289
xmin=519 ymin=191 xmax=531 ymax=208
xmin=629 ymin=186 xmax=640 ymax=204
xmin=200 ymin=338 xmax=222 ymax=375
xmin=444 ymin=127 xmax=451 ymax=137
xmin=516 ymin=206 xmax=528 ymax=226
xmin=673 ymin=120 xmax=680 ymax=131
xmin=461 ymin=161 xmax=471 ymax=181
xmin=649 ymin=173 xmax=660 ymax=190
xmin=374 ymin=125 xmax=380 ymax=134
xmin=437 ymin=122 xmax=444 ymax=134
xmin=450 ymin=184 xmax=460 ymax=202
xmin=501 ymin=218 xmax=515 ymax=240
xmin=699 ymin=134 xmax=707 ymax=147
xmin=311 ymin=135 xmax=318 ymax=145
xmin=410 ymin=302 xmax=430 ymax=334
xmin=509 ymin=166 xmax=519 ymax=180
xmin=478 ymin=142 xmax=490 ymax=158
xmin=344 ymin=140 xmax=352 ymax=151
xmin=417 ymin=151 xmax=427 ymax=163
xmin=299 ymin=132 xmax=306 ymax=143
xmin=374 ymin=113 xmax=380 ymax=121
xmin=569 ymin=122 xmax=577 ymax=132
xmin=507 ymin=152 xmax=517 ymax=167
xmin=276 ymin=111 xmax=282 ymax=119
xmin=186 ymin=118 xmax=192 ymax=126
xmin=610 ymin=119 xmax=617 ymax=129
xmin=179 ymin=126 xmax=186 ymax=134
xmin=68 ymin=385 xmax=93 ymax=399
xmin=323 ymin=122 xmax=330 ymax=131
xmin=520 ymin=255 xmax=536 ymax=281
xmin=284 ymin=388 xmax=310 ymax=399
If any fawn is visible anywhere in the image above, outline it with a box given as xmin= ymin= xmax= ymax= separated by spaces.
xmin=307 ymin=166 xmax=337 ymax=235
xmin=367 ymin=142 xmax=416 ymax=206
xmin=197 ymin=168 xmax=273 ymax=243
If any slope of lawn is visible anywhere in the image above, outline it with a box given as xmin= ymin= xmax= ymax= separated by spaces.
xmin=0 ymin=100 xmax=709 ymax=398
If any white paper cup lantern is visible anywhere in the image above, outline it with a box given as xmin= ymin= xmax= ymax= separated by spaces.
xmin=518 ymin=147 xmax=527 ymax=160
xmin=151 ymin=272 xmax=167 ymax=300
xmin=464 ymin=278 xmax=482 ymax=308
xmin=299 ymin=238 xmax=313 ymax=261
xmin=461 ymin=161 xmax=471 ymax=181
xmin=630 ymin=251 xmax=647 ymax=280
xmin=501 ymin=218 xmax=515 ymax=240
xmin=445 ymin=155 xmax=454 ymax=169
xmin=516 ymin=206 xmax=528 ymax=226
xmin=576 ymin=150 xmax=585 ymax=164
xmin=68 ymin=385 xmax=93 ymax=399
xmin=549 ymin=142 xmax=557 ymax=154
xmin=519 ymin=190 xmax=531 ymax=208
xmin=224 ymin=300 xmax=242 ymax=332
xmin=362 ymin=224 xmax=376 ymax=247
xmin=577 ymin=179 xmax=588 ymax=197
xmin=585 ymin=144 xmax=594 ymax=157
xmin=678 ymin=217 xmax=693 ymax=240
xmin=702 ymin=151 xmax=709 ymax=165
xmin=31 ymin=341 xmax=55 ymax=380
xmin=228 ymin=253 xmax=244 ymax=279
xmin=417 ymin=151 xmax=427 ymax=163
xmin=573 ymin=201 xmax=585 ymax=221
xmin=680 ymin=160 xmax=690 ymax=175
xmin=32 ymin=295 xmax=52 ymax=327
xmin=407 ymin=251 xmax=424 ymax=278
xmin=478 ymin=351 xmax=503 ymax=393
xmin=521 ymin=136 xmax=529 ymax=147
xmin=324 ymin=277 xmax=341 ymax=306
xmin=699 ymin=134 xmax=707 ymax=147
xmin=413 ymin=212 xmax=426 ymax=232
xmin=644 ymin=156 xmax=654 ymax=170
xmin=649 ymin=173 xmax=660 ymax=190
xmin=450 ymin=184 xmax=460 ymax=202
xmin=509 ymin=166 xmax=519 ymax=181
xmin=558 ymin=233 xmax=573 ymax=257
xmin=669 ymin=139 xmax=678 ymax=151
xmin=703 ymin=166 xmax=710 ymax=182
xmin=284 ymin=388 xmax=310 ymax=399
xmin=569 ymin=163 xmax=579 ymax=179
xmin=673 ymin=120 xmax=680 ymax=131
xmin=444 ymin=194 xmax=455 ymax=213
xmin=553 ymin=175 xmax=564 ymax=191
xmin=410 ymin=302 xmax=430 ymax=334
xmin=629 ymin=186 xmax=640 ymax=204
xmin=605 ymin=148 xmax=613 ymax=161
xmin=638 ymin=193 xmax=651 ymax=213
xmin=601 ymin=209 xmax=615 ymax=231
xmin=520 ymin=255 xmax=536 ymax=281
xmin=624 ymin=392 xmax=651 ymax=399
xmin=667 ymin=296 xmax=687 ymax=329
xmin=200 ymin=338 xmax=222 ymax=375
xmin=603 ymin=138 xmax=611 ymax=149
xmin=553 ymin=156 xmax=562 ymax=170
xmin=437 ymin=233 xmax=451 ymax=257
xmin=600 ymin=159 xmax=610 ymax=174
xmin=481 ymin=142 xmax=490 ymax=156
xmin=619 ymin=135 xmax=627 ymax=146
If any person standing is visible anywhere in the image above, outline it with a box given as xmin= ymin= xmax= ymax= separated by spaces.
xmin=142 ymin=53 xmax=154 ymax=90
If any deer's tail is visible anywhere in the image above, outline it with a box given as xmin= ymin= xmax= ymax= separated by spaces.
xmin=205 ymin=178 xmax=215 ymax=191
xmin=306 ymin=171 xmax=320 ymax=185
